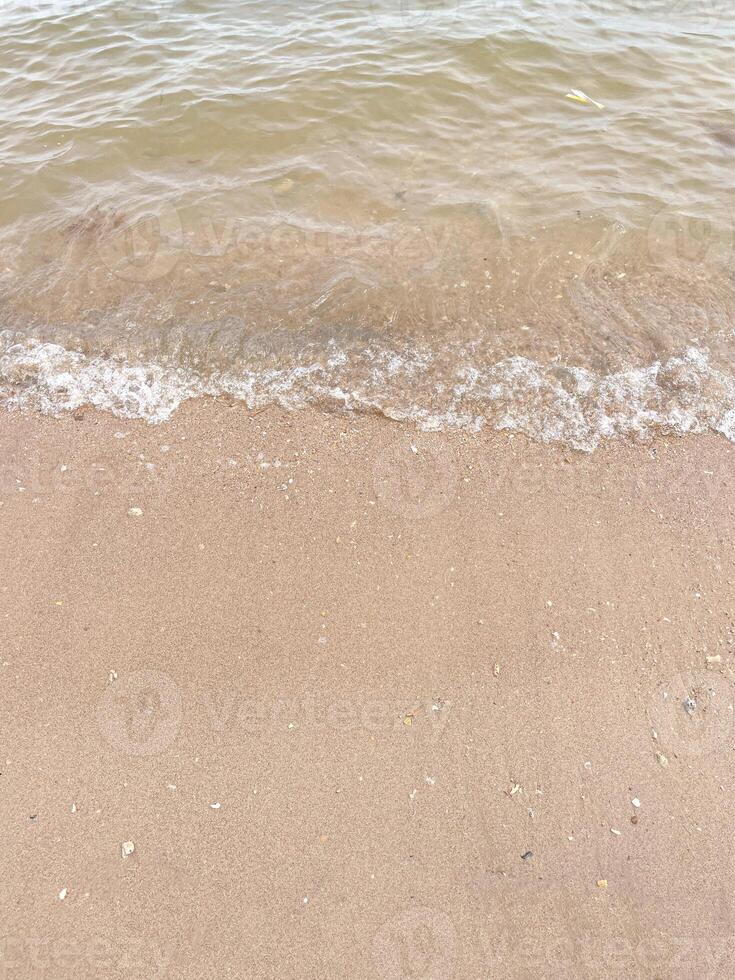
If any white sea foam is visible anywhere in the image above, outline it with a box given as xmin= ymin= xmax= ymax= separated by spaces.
xmin=1 ymin=331 xmax=735 ymax=452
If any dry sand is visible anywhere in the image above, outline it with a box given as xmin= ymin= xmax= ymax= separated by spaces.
xmin=1 ymin=400 xmax=735 ymax=978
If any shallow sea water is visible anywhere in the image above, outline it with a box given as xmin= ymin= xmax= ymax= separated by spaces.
xmin=1 ymin=0 xmax=735 ymax=448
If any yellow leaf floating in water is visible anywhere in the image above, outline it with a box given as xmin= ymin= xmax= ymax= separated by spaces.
xmin=565 ymin=89 xmax=605 ymax=109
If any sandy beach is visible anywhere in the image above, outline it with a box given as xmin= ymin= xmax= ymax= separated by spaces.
xmin=3 ymin=2 xmax=735 ymax=976
xmin=1 ymin=402 xmax=734 ymax=977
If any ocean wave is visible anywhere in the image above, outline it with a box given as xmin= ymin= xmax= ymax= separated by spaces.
xmin=1 ymin=331 xmax=735 ymax=452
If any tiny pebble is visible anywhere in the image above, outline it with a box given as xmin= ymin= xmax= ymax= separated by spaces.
xmin=121 ymin=841 xmax=135 ymax=858
xmin=596 ymin=879 xmax=608 ymax=889
xmin=127 ymin=507 xmax=143 ymax=517
xmin=656 ymin=751 xmax=669 ymax=767
xmin=58 ymin=888 xmax=68 ymax=901
xmin=632 ymin=798 xmax=641 ymax=808
xmin=210 ymin=802 xmax=221 ymax=809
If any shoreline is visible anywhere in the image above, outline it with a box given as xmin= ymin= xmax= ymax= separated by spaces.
xmin=3 ymin=332 xmax=735 ymax=452
xmin=2 ymin=401 xmax=735 ymax=977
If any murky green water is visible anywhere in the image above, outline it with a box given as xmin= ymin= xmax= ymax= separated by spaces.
xmin=2 ymin=0 xmax=735 ymax=447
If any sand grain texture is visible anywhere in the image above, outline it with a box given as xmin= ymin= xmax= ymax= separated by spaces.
xmin=1 ymin=402 xmax=734 ymax=978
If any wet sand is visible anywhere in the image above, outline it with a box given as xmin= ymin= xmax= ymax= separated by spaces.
xmin=1 ymin=401 xmax=735 ymax=978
